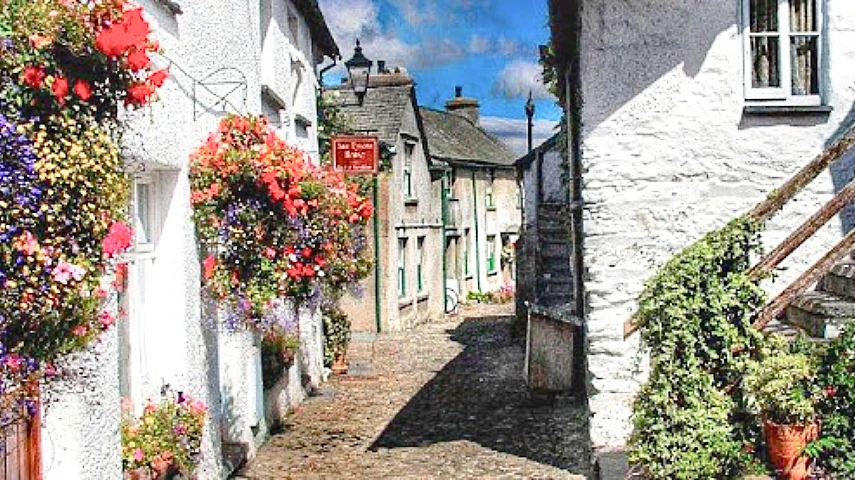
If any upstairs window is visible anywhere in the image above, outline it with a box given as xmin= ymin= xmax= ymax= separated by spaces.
xmin=403 ymin=143 xmax=414 ymax=200
xmin=743 ymin=0 xmax=822 ymax=106
xmin=485 ymin=170 xmax=495 ymax=209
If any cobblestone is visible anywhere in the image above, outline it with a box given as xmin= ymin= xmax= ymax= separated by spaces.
xmin=238 ymin=305 xmax=591 ymax=479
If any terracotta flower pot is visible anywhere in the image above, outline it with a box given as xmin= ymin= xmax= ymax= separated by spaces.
xmin=331 ymin=352 xmax=348 ymax=375
xmin=764 ymin=420 xmax=819 ymax=480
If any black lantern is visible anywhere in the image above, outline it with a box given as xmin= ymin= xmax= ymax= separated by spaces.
xmin=345 ymin=40 xmax=373 ymax=102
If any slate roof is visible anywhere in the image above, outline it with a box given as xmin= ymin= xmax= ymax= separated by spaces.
xmin=326 ymin=74 xmax=416 ymax=146
xmin=515 ymin=133 xmax=560 ymax=170
xmin=419 ymin=107 xmax=517 ymax=167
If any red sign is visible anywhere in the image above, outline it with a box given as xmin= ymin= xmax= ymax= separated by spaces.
xmin=331 ymin=135 xmax=379 ymax=175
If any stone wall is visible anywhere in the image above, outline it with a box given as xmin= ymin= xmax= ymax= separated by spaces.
xmin=579 ymin=0 xmax=855 ymax=456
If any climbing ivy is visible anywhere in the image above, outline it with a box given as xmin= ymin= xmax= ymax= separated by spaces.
xmin=630 ymin=217 xmax=769 ymax=479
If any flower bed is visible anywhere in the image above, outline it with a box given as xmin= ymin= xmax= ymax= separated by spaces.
xmin=0 ymin=0 xmax=165 ymax=418
xmin=190 ymin=115 xmax=372 ymax=353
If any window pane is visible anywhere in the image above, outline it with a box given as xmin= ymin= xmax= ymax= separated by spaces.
xmin=791 ymin=36 xmax=819 ymax=95
xmin=750 ymin=0 xmax=778 ymax=32
xmin=751 ymin=37 xmax=780 ymax=88
xmin=135 ymin=183 xmax=151 ymax=244
xmin=790 ymin=0 xmax=817 ymax=32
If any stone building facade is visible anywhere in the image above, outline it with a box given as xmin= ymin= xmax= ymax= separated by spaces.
xmin=548 ymin=0 xmax=855 ymax=472
xmin=40 ymin=1 xmax=338 ymax=478
xmin=328 ymin=68 xmax=446 ymax=333
xmin=420 ymin=91 xmax=521 ymax=304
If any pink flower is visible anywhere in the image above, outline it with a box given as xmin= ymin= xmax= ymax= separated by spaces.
xmin=71 ymin=324 xmax=88 ymax=337
xmin=102 ymin=222 xmax=134 ymax=257
xmin=148 ymin=69 xmax=169 ymax=88
xmin=144 ymin=401 xmax=157 ymax=414
xmin=133 ymin=448 xmax=144 ymax=462
xmin=52 ymin=260 xmax=86 ymax=284
xmin=44 ymin=364 xmax=57 ymax=377
xmin=99 ymin=311 xmax=116 ymax=329
xmin=94 ymin=286 xmax=108 ymax=298
xmin=4 ymin=355 xmax=22 ymax=372
xmin=189 ymin=400 xmax=207 ymax=415
xmin=13 ymin=232 xmax=39 ymax=256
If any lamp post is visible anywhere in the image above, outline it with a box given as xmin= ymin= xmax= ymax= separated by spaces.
xmin=343 ymin=41 xmax=381 ymax=332
xmin=345 ymin=40 xmax=373 ymax=104
xmin=525 ymin=90 xmax=535 ymax=153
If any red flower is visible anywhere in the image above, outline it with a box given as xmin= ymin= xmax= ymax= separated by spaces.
xmin=126 ymin=47 xmax=150 ymax=71
xmin=203 ymin=255 xmax=217 ymax=281
xmin=301 ymin=247 xmax=312 ymax=258
xmin=102 ymin=222 xmax=134 ymax=257
xmin=121 ymin=9 xmax=150 ymax=46
xmin=73 ymin=79 xmax=93 ymax=101
xmin=52 ymin=76 xmax=69 ymax=105
xmin=22 ymin=66 xmax=46 ymax=88
xmin=825 ymin=385 xmax=838 ymax=398
xmin=126 ymin=82 xmax=155 ymax=105
xmin=148 ymin=69 xmax=169 ymax=88
xmin=95 ymin=27 xmax=130 ymax=57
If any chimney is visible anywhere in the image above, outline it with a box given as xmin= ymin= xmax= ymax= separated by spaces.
xmin=445 ymin=86 xmax=480 ymax=125
xmin=377 ymin=60 xmax=387 ymax=73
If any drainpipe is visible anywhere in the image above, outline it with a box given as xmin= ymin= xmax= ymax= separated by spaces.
xmin=317 ymin=56 xmax=338 ymax=88
xmin=373 ymin=176 xmax=382 ymax=333
xmin=471 ymin=170 xmax=482 ymax=293
xmin=441 ymin=171 xmax=448 ymax=312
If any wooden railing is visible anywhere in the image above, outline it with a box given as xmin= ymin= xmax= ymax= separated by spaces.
xmin=625 ymin=125 xmax=855 ymax=338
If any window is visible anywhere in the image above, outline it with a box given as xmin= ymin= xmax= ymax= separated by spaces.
xmin=287 ymin=10 xmax=299 ymax=45
xmin=417 ymin=237 xmax=425 ymax=293
xmin=516 ymin=187 xmax=523 ymax=209
xmin=486 ymin=170 xmax=495 ymax=209
xmin=403 ymin=143 xmax=414 ymax=200
xmin=743 ymin=0 xmax=822 ymax=105
xmin=398 ymin=238 xmax=407 ymax=297
xmin=487 ymin=235 xmax=497 ymax=274
xmin=444 ymin=168 xmax=455 ymax=197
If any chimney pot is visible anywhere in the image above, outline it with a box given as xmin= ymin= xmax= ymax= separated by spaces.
xmin=378 ymin=60 xmax=386 ymax=73
xmin=455 ymin=86 xmax=463 ymax=98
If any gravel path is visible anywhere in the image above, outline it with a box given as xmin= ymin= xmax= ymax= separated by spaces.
xmin=238 ymin=305 xmax=591 ymax=479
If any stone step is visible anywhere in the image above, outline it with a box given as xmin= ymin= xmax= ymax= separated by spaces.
xmin=540 ymin=242 xmax=570 ymax=257
xmin=820 ymin=261 xmax=855 ymax=300
xmin=785 ymin=291 xmax=855 ymax=339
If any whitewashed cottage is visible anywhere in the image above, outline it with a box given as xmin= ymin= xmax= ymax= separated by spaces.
xmin=39 ymin=0 xmax=339 ymax=478
xmin=545 ymin=0 xmax=855 ymax=476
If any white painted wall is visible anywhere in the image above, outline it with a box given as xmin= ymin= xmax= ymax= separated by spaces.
xmin=580 ymin=0 xmax=855 ymax=454
xmin=41 ymin=0 xmax=331 ymax=477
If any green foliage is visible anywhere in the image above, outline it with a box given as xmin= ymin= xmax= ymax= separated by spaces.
xmin=322 ymin=305 xmax=351 ymax=367
xmin=813 ymin=323 xmax=855 ymax=476
xmin=630 ymin=217 xmax=768 ymax=479
xmin=743 ymin=338 xmax=821 ymax=425
xmin=261 ymin=332 xmax=300 ymax=388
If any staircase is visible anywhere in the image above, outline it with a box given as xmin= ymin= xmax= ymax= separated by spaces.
xmin=782 ymin=260 xmax=855 ymax=339
xmin=535 ymin=202 xmax=575 ymax=308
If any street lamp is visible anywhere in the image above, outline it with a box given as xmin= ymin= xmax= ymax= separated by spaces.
xmin=345 ymin=40 xmax=373 ymax=103
xmin=525 ymin=90 xmax=535 ymax=153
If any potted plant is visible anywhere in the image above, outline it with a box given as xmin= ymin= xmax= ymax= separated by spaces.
xmin=744 ymin=339 xmax=823 ymax=480
xmin=323 ymin=306 xmax=351 ymax=375
xmin=121 ymin=391 xmax=207 ymax=479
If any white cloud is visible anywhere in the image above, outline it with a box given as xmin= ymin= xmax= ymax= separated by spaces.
xmin=492 ymin=60 xmax=554 ymax=101
xmin=387 ymin=0 xmax=439 ymax=27
xmin=481 ymin=116 xmax=559 ymax=156
xmin=468 ymin=34 xmax=491 ymax=55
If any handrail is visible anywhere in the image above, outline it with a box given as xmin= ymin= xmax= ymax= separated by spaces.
xmin=754 ymin=228 xmax=855 ymax=329
xmin=624 ymin=125 xmax=855 ymax=339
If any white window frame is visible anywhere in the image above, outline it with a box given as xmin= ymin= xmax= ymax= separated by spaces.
xmin=742 ymin=0 xmax=823 ymax=106
xmin=398 ymin=238 xmax=408 ymax=298
xmin=416 ymin=236 xmax=425 ymax=293
xmin=403 ymin=142 xmax=415 ymax=200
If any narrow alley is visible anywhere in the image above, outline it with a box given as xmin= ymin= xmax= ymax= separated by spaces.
xmin=238 ymin=306 xmax=591 ymax=479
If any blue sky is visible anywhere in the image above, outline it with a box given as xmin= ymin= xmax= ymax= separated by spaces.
xmin=318 ymin=0 xmax=560 ymax=153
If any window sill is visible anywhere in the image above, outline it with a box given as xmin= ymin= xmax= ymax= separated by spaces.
xmin=486 ymin=206 xmax=497 ymax=211
xmin=743 ymin=104 xmax=833 ymax=115
xmin=488 ymin=270 xmax=499 ymax=277
xmin=398 ymin=297 xmax=414 ymax=308
xmin=417 ymin=292 xmax=429 ymax=302
xmin=404 ymin=198 xmax=418 ymax=206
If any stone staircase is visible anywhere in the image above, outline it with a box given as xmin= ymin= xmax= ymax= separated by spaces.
xmin=535 ymin=203 xmax=574 ymax=308
xmin=783 ymin=260 xmax=855 ymax=339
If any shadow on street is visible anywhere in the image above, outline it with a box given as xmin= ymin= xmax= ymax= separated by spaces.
xmin=369 ymin=316 xmax=591 ymax=473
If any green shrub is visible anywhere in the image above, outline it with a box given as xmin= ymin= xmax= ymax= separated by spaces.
xmin=630 ymin=217 xmax=767 ymax=479
xmin=813 ymin=324 xmax=855 ymax=476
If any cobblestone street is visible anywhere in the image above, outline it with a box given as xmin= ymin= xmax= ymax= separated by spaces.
xmin=238 ymin=305 xmax=591 ymax=479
